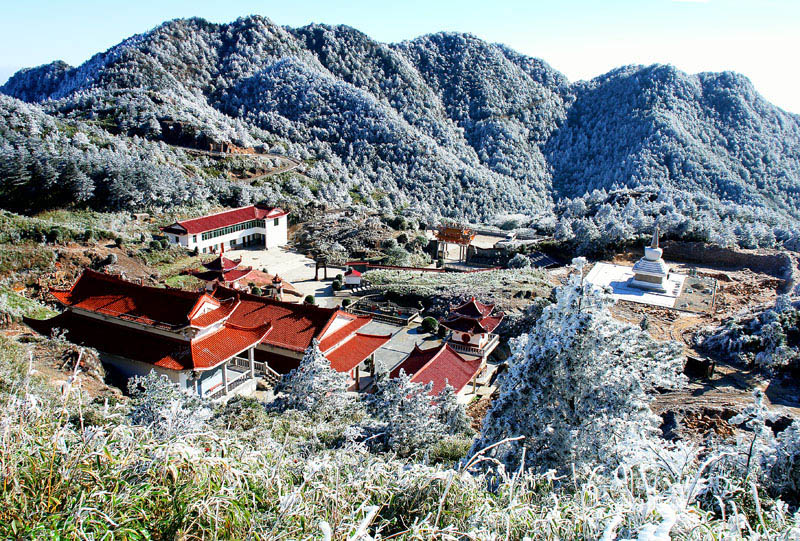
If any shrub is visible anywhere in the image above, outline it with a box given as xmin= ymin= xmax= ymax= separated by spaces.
xmin=342 ymin=298 xmax=351 ymax=308
xmin=332 ymin=279 xmax=342 ymax=291
xmin=114 ymin=236 xmax=124 ymax=248
xmin=507 ymin=253 xmax=531 ymax=269
xmin=421 ymin=316 xmax=439 ymax=334
xmin=304 ymin=295 xmax=315 ymax=305
xmin=148 ymin=240 xmax=162 ymax=251
xmin=251 ymin=286 xmax=262 ymax=296
xmin=272 ymin=340 xmax=350 ymax=414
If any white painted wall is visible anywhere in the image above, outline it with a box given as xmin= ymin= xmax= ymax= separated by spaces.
xmin=265 ymin=216 xmax=288 ymax=249
xmin=170 ymin=215 xmax=287 ymax=253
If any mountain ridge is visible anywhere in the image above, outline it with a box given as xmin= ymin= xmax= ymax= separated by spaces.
xmin=1 ymin=15 xmax=798 ymax=249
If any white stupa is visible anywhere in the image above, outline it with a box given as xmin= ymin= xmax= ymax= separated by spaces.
xmin=630 ymin=226 xmax=670 ymax=293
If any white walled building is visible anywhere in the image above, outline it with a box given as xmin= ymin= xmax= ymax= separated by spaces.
xmin=161 ymin=204 xmax=288 ymax=254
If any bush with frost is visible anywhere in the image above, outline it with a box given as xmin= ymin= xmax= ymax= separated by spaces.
xmin=127 ymin=371 xmax=211 ymax=440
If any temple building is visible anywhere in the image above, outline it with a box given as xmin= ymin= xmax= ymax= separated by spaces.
xmin=26 ymin=270 xmax=390 ymax=400
xmin=435 ymin=225 xmax=476 ymax=262
xmin=391 ymin=342 xmax=482 ymax=398
xmin=187 ymin=255 xmax=300 ymax=300
xmin=630 ymin=226 xmax=670 ymax=293
xmin=440 ymin=298 xmax=504 ymax=361
xmin=161 ymin=204 xmax=288 ymax=254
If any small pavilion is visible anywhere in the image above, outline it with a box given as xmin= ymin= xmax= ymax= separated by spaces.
xmin=439 ymin=297 xmax=504 ymax=361
xmin=435 ymin=225 xmax=476 ymax=262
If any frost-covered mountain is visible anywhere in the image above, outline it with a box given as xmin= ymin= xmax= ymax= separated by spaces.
xmin=2 ymin=15 xmax=799 ymax=232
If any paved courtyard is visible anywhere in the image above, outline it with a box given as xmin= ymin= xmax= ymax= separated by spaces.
xmin=585 ymin=262 xmax=686 ymax=308
xmin=225 ymin=246 xmax=344 ymax=307
xmin=360 ymin=320 xmax=441 ymax=374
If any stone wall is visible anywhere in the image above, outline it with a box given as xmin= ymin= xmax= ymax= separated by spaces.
xmin=662 ymin=241 xmax=797 ymax=294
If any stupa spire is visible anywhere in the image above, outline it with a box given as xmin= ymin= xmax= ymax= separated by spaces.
xmin=650 ymin=224 xmax=660 ymax=249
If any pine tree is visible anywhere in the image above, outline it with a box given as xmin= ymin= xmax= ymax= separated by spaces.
xmin=367 ymin=371 xmax=447 ymax=456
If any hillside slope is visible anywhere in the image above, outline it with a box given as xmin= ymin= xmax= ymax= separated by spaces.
xmin=1 ymin=15 xmax=799 ymax=235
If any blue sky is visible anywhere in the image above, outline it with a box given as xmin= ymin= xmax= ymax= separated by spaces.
xmin=1 ymin=0 xmax=798 ymax=112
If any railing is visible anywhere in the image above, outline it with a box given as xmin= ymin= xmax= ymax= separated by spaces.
xmin=449 ymin=334 xmax=500 ymax=357
xmin=207 ymin=369 xmax=250 ymax=401
xmin=229 ymin=356 xmax=282 ymax=386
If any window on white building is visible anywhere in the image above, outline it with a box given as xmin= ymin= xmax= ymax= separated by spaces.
xmin=192 ymin=235 xmax=197 ymax=243
xmin=274 ymin=218 xmax=280 ymax=226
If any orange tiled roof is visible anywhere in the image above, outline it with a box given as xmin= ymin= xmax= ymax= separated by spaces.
xmin=327 ymin=332 xmax=391 ymax=373
xmin=391 ymin=343 xmax=481 ymax=395
xmin=50 ymin=270 xmax=203 ymax=329
xmin=213 ymin=286 xmax=340 ymax=352
xmin=24 ymin=312 xmax=270 ymax=371
xmin=442 ymin=314 xmax=504 ymax=334
xmin=319 ymin=314 xmax=372 ymax=353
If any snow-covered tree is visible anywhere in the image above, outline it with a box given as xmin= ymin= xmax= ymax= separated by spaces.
xmin=273 ymin=339 xmax=350 ymax=413
xmin=367 ymin=371 xmax=447 ymax=456
xmin=435 ymin=383 xmax=470 ymax=434
xmin=128 ymin=371 xmax=211 ymax=440
xmin=470 ymin=258 xmax=686 ymax=472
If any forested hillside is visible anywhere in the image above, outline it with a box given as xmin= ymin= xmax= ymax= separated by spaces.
xmin=2 ymin=15 xmax=799 ymax=248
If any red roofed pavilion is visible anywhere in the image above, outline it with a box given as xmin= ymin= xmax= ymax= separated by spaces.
xmin=440 ymin=297 xmax=504 ymax=360
xmin=391 ymin=343 xmax=482 ymax=397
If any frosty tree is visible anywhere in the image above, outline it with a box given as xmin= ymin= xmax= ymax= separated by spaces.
xmin=470 ymin=258 xmax=686 ymax=472
xmin=128 ymin=371 xmax=211 ymax=440
xmin=273 ymin=339 xmax=350 ymax=413
xmin=436 ymin=383 xmax=470 ymax=434
xmin=367 ymin=371 xmax=447 ymax=456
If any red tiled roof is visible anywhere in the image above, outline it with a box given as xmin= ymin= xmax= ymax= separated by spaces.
xmin=213 ymin=286 xmax=339 ymax=352
xmin=345 ymin=268 xmax=361 ymax=277
xmin=327 ymin=332 xmax=391 ymax=373
xmin=190 ymin=297 xmax=239 ymax=327
xmin=25 ymin=309 xmax=270 ymax=372
xmin=442 ymin=314 xmax=504 ymax=334
xmin=190 ymin=321 xmax=272 ymax=370
xmin=391 ymin=343 xmax=481 ymax=395
xmin=50 ymin=270 xmax=202 ymax=329
xmin=451 ymin=297 xmax=495 ymax=319
xmin=203 ymin=256 xmax=241 ymax=272
xmin=319 ymin=314 xmax=371 ymax=353
xmin=163 ymin=205 xmax=288 ymax=235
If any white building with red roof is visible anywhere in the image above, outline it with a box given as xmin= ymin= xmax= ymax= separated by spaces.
xmin=26 ymin=270 xmax=390 ymax=400
xmin=440 ymin=298 xmax=504 ymax=360
xmin=161 ymin=203 xmax=288 ymax=254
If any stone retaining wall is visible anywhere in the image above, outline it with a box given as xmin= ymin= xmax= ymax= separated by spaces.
xmin=662 ymin=241 xmax=796 ymax=294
